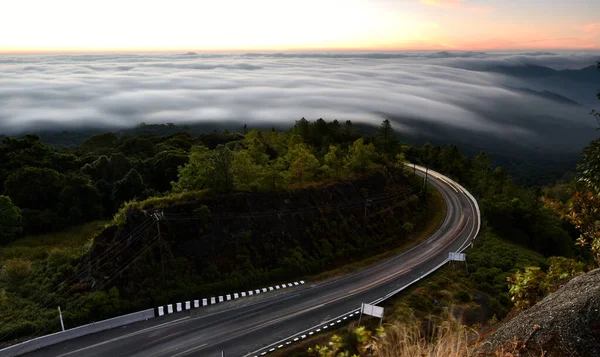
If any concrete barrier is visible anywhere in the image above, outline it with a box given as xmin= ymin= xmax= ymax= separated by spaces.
xmin=0 ymin=309 xmax=154 ymax=357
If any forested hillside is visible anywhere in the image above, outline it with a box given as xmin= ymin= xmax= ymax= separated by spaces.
xmin=0 ymin=117 xmax=585 ymax=346
xmin=0 ymin=119 xmax=423 ymax=342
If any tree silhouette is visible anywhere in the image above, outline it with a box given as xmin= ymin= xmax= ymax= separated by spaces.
xmin=0 ymin=195 xmax=22 ymax=244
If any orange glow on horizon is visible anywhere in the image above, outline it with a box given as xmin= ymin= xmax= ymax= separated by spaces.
xmin=0 ymin=0 xmax=598 ymax=54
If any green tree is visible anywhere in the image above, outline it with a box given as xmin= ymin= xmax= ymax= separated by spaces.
xmin=172 ymin=145 xmax=234 ymax=193
xmin=151 ymin=150 xmax=189 ymax=192
xmin=341 ymin=120 xmax=360 ymax=143
xmin=58 ymin=174 xmax=103 ymax=224
xmin=172 ymin=145 xmax=212 ymax=192
xmin=3 ymin=167 xmax=64 ymax=210
xmin=294 ymin=118 xmax=311 ymax=143
xmin=117 ymin=137 xmax=155 ymax=158
xmin=109 ymin=153 xmax=133 ymax=182
xmin=471 ymin=152 xmax=491 ymax=173
xmin=0 ymin=196 xmax=22 ymax=243
xmin=80 ymin=132 xmax=118 ymax=153
xmin=560 ymin=75 xmax=600 ymax=264
xmin=438 ymin=145 xmax=467 ymax=180
xmin=395 ymin=153 xmax=406 ymax=169
xmin=579 ymin=138 xmax=600 ymax=194
xmin=112 ymin=169 xmax=146 ymax=204
xmin=565 ymin=191 xmax=600 ymax=264
xmin=376 ymin=119 xmax=397 ymax=154
xmin=345 ymin=138 xmax=376 ymax=174
xmin=492 ymin=167 xmax=510 ymax=194
xmin=324 ymin=145 xmax=344 ymax=178
xmin=258 ymin=158 xmax=288 ymax=192
xmin=231 ymin=150 xmax=261 ymax=190
xmin=286 ymin=144 xmax=320 ymax=183
xmin=243 ymin=130 xmax=269 ymax=165
xmin=0 ymin=135 xmax=55 ymax=192
xmin=210 ymin=145 xmax=234 ymax=192
xmin=82 ymin=155 xmax=110 ymax=182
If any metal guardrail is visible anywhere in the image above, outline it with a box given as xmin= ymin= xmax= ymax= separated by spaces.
xmin=0 ymin=309 xmax=155 ymax=357
xmin=243 ymin=166 xmax=481 ymax=357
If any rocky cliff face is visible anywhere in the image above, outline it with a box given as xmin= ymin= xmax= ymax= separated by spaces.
xmin=481 ymin=268 xmax=600 ymax=357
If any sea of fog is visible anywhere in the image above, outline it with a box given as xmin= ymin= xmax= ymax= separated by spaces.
xmin=1 ymin=50 xmax=599 ymax=153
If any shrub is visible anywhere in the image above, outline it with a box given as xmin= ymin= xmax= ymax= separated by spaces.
xmin=455 ymin=290 xmax=472 ymax=303
xmin=507 ymin=266 xmax=546 ymax=310
xmin=1 ymin=259 xmax=32 ymax=286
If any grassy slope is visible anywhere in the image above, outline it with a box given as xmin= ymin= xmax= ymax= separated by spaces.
xmin=0 ymin=221 xmax=109 ymax=343
xmin=385 ymin=227 xmax=547 ymax=324
xmin=0 ymin=220 xmax=109 ymax=263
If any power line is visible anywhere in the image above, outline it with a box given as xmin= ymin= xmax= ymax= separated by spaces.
xmin=160 ymin=186 xmax=418 ymax=221
xmin=5 ymin=235 xmax=161 ymax=356
xmin=0 ymin=219 xmax=157 ymax=341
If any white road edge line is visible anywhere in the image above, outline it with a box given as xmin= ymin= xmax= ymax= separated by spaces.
xmin=170 ymin=343 xmax=208 ymax=357
xmin=55 ymin=316 xmax=190 ymax=357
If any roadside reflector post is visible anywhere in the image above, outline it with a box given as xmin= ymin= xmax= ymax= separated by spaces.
xmin=358 ymin=303 xmax=363 ymax=327
xmin=58 ymin=306 xmax=65 ymax=331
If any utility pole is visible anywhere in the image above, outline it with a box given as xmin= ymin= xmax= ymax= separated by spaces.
xmin=363 ymin=198 xmax=373 ymax=230
xmin=154 ymin=212 xmax=166 ymax=285
xmin=58 ymin=306 xmax=65 ymax=331
xmin=424 ymin=167 xmax=429 ymax=194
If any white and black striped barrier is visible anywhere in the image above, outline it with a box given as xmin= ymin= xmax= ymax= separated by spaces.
xmin=155 ymin=281 xmax=306 ymax=317
xmin=245 ymin=308 xmax=363 ymax=357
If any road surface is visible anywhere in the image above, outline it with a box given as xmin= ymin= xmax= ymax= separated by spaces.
xmin=19 ymin=167 xmax=479 ymax=357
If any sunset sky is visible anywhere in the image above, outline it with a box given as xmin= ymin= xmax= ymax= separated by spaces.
xmin=1 ymin=0 xmax=599 ymax=53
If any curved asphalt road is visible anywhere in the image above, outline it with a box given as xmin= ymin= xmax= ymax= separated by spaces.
xmin=20 ymin=167 xmax=479 ymax=357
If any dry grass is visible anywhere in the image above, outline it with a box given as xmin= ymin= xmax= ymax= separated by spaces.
xmin=370 ymin=319 xmax=478 ymax=357
xmin=304 ymin=319 xmax=546 ymax=357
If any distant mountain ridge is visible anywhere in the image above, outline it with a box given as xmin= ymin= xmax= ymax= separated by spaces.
xmin=486 ymin=63 xmax=599 ymax=83
xmin=508 ymin=87 xmax=580 ymax=106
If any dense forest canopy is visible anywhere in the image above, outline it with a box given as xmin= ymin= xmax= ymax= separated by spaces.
xmin=0 ymin=108 xmax=596 ymax=344
xmin=0 ymin=116 xmax=588 ymax=255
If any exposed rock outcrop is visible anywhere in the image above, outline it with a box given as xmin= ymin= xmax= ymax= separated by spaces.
xmin=480 ymin=268 xmax=600 ymax=357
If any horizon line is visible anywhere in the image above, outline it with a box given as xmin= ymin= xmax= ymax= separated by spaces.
xmin=1 ymin=46 xmax=599 ymax=55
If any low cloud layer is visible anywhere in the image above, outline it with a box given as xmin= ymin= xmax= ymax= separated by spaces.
xmin=0 ymin=51 xmax=599 ymax=153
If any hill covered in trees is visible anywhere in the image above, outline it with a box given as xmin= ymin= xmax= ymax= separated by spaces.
xmin=0 ymin=117 xmax=587 ymax=346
